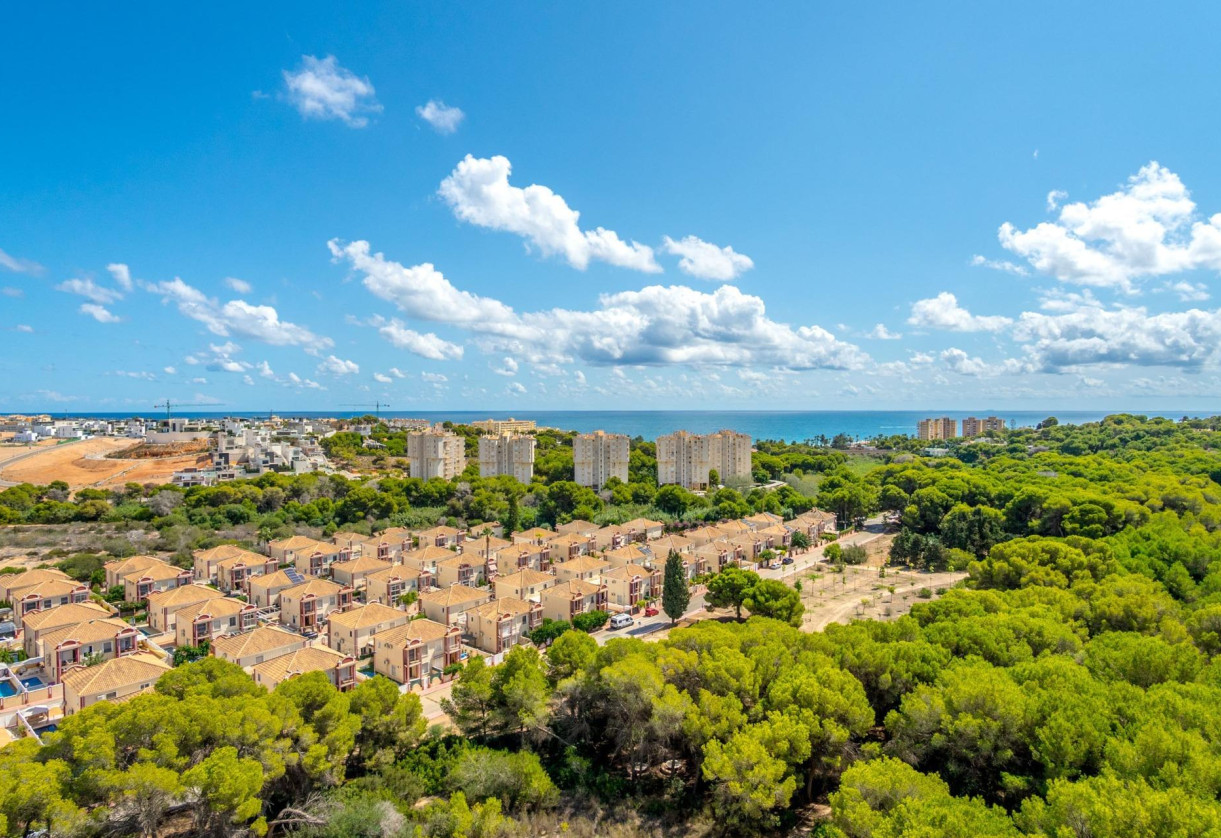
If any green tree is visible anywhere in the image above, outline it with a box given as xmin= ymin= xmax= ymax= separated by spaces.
xmin=706 ymin=566 xmax=761 ymax=619
xmin=744 ymin=580 xmax=804 ymax=626
xmin=572 ymin=610 xmax=610 ymax=633
xmin=702 ymin=727 xmax=797 ymax=830
xmin=662 ymin=550 xmax=690 ymax=624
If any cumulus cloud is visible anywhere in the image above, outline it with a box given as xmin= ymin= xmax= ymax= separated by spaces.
xmin=506 ymin=381 xmax=526 ymax=396
xmin=998 ymin=161 xmax=1221 ymax=291
xmin=939 ymin=348 xmax=1030 ymax=377
xmin=149 ymin=278 xmax=332 ymax=348
xmin=388 ymin=367 xmax=406 ymax=379
xmin=908 ymin=292 xmax=1013 ymax=332
xmin=1167 ymin=280 xmax=1210 ymax=302
xmin=80 ymin=303 xmax=120 ymax=323
xmin=317 ymin=355 xmax=359 ymax=376
xmin=421 ymin=372 xmax=447 ymax=383
xmin=288 ymin=372 xmax=325 ymax=389
xmin=372 ymin=372 xmax=392 ymax=383
xmin=257 ymin=361 xmax=275 ymax=378
xmin=970 ymin=254 xmax=1029 ymax=276
xmin=163 ymin=366 xmax=177 ymax=374
xmin=225 ymin=277 xmax=252 ymax=294
xmin=332 ymin=239 xmax=867 ymax=372
xmin=107 ymin=263 xmax=133 ymax=291
xmin=493 ymin=356 xmax=519 ymax=376
xmin=372 ymin=317 xmax=465 ymax=360
xmin=57 ymin=277 xmax=123 ymax=305
xmin=437 ymin=155 xmax=661 ymax=273
xmin=415 ymin=100 xmax=465 ymax=134
xmin=0 ymin=247 xmax=43 ymax=275
xmin=15 ymin=324 xmax=34 ymax=333
xmin=283 ymin=55 xmax=381 ymax=128
xmin=1014 ymin=304 xmax=1221 ymax=371
xmin=866 ymin=324 xmax=902 ymax=340
xmin=662 ymin=235 xmax=753 ymax=281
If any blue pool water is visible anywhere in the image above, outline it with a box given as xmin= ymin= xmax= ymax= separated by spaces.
xmin=35 ymin=723 xmax=58 ymax=734
xmin=0 ymin=681 xmax=17 ymax=698
xmin=20 ymin=677 xmax=43 ymax=689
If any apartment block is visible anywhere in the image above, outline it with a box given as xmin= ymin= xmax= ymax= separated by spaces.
xmin=471 ymin=417 xmax=537 ymax=434
xmin=405 ymin=426 xmax=467 ymax=480
xmin=372 ymin=619 xmax=462 ymax=687
xmin=278 ymin=578 xmax=353 ymax=631
xmin=961 ymin=416 xmax=1007 ymax=436
xmin=573 ymin=430 xmax=630 ymax=488
xmin=917 ymin=417 xmax=958 ymax=440
xmin=477 ymin=433 xmax=536 ymax=483
xmin=656 ymin=429 xmax=752 ymax=490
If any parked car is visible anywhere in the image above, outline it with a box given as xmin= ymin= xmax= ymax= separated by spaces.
xmin=610 ymin=613 xmax=634 ymax=629
xmin=782 ymin=556 xmax=795 ymax=565
xmin=644 ymin=605 xmax=659 ymax=617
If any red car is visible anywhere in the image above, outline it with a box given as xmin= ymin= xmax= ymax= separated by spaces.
xmin=644 ymin=605 xmax=659 ymax=617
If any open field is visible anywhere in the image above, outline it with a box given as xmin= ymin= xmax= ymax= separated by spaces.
xmin=0 ymin=437 xmax=206 ymax=490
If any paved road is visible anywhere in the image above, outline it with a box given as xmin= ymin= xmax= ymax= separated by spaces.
xmin=597 ymin=591 xmax=708 ymax=644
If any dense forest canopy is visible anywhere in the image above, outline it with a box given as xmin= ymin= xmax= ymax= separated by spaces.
xmin=4 ymin=414 xmax=1221 ymax=836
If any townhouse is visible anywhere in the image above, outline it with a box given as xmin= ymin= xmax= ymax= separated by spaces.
xmin=104 ymin=554 xmax=165 ymax=589
xmin=277 ymin=578 xmax=352 ymax=631
xmin=365 ymin=566 xmax=424 ymax=606
xmin=326 ymin=603 xmax=410 ymax=657
xmin=247 ymin=569 xmax=301 ymax=608
xmin=330 ymin=555 xmax=393 ymax=590
xmin=547 ymin=532 xmax=596 ymax=561
xmin=0 ymin=568 xmax=72 ymax=602
xmin=251 ymin=646 xmax=356 ymax=692
xmin=493 ymin=568 xmax=556 ymax=603
xmin=418 ymin=584 xmax=492 ymax=626
xmin=435 ymin=554 xmax=487 ymax=589
xmin=40 ymin=618 xmax=142 ymax=681
xmin=372 ymin=619 xmax=463 ymax=688
xmin=540 ymin=579 xmax=608 ymax=623
xmin=466 ymin=597 xmax=541 ymax=654
xmin=212 ymin=626 xmax=307 ymax=670
xmin=603 ymin=564 xmax=661 ymax=610
xmin=174 ymin=597 xmax=259 ymax=649
xmin=552 ymin=555 xmax=610 ymax=584
xmin=61 ymin=653 xmax=172 ymax=714
xmin=146 ymin=584 xmax=226 ymax=632
xmin=122 ymin=561 xmax=192 ymax=603
xmin=193 ymin=544 xmax=262 ymax=582
xmin=21 ymin=601 xmax=111 ymax=658
xmin=417 ymin=525 xmax=464 ymax=549
xmin=12 ymin=578 xmax=90 ymax=615
xmin=602 ymin=543 xmax=654 ymax=569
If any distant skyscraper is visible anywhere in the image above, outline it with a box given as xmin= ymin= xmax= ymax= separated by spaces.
xmin=656 ymin=429 xmax=752 ymax=490
xmin=405 ymin=426 xmax=467 ymax=479
xmin=917 ymin=417 xmax=957 ymax=440
xmin=477 ymin=434 xmax=536 ymax=483
xmin=573 ymin=430 xmax=630 ymax=488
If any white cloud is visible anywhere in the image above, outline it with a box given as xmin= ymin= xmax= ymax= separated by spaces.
xmin=662 ymin=235 xmax=754 ymax=281
xmin=57 ymin=277 xmax=123 ymax=305
xmin=332 ymin=239 xmax=867 ymax=371
xmin=415 ymin=99 xmax=465 ymax=134
xmin=317 ymin=355 xmax=360 ymax=376
xmin=970 ymin=254 xmax=1029 ymax=276
xmin=225 ymin=277 xmax=252 ymax=294
xmin=80 ymin=303 xmax=120 ymax=323
xmin=421 ymin=372 xmax=448 ymax=383
xmin=190 ymin=377 xmax=208 ymax=385
xmin=373 ymin=317 xmax=465 ymax=360
xmin=1167 ymin=280 xmax=1210 ymax=302
xmin=107 ymin=263 xmax=133 ymax=291
xmin=437 ymin=155 xmax=661 ymax=273
xmin=493 ymin=356 xmax=519 ymax=377
xmin=1014 ymin=304 xmax=1221 ymax=371
xmin=998 ymin=161 xmax=1221 ymax=291
xmin=114 ymin=370 xmax=156 ymax=381
xmin=243 ymin=375 xmax=255 ymax=386
xmin=163 ymin=366 xmax=177 ymax=375
xmin=908 ymin=292 xmax=1013 ymax=332
xmin=1046 ymin=190 xmax=1068 ymax=212
xmin=388 ymin=367 xmax=406 ymax=379
xmin=373 ymin=372 xmax=392 ymax=383
xmin=256 ymin=360 xmax=275 ymax=378
xmin=288 ymin=372 xmax=325 ymax=390
xmin=15 ymin=324 xmax=33 ymax=333
xmin=0 ymin=247 xmax=42 ymax=275
xmin=283 ymin=55 xmax=381 ymax=128
xmin=506 ymin=382 xmax=527 ymax=396
xmin=866 ymin=324 xmax=902 ymax=340
xmin=149 ymin=278 xmax=331 ymax=348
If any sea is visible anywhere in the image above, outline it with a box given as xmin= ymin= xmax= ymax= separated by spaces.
xmin=56 ymin=410 xmax=1209 ymax=443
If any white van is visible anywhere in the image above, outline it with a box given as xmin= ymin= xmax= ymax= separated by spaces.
xmin=609 ymin=613 xmax=634 ymax=629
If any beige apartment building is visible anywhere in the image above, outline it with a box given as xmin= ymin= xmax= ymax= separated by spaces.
xmin=573 ymin=430 xmax=630 ymax=488
xmin=467 ymin=597 xmax=541 ymax=654
xmin=278 ymin=578 xmax=353 ymax=631
xmin=471 ymin=417 xmax=537 ymax=434
xmin=917 ymin=417 xmax=958 ymax=440
xmin=174 ymin=597 xmax=259 ymax=648
xmin=477 ymin=433 xmax=536 ymax=483
xmin=656 ymin=429 xmax=752 ymax=490
xmin=146 ymin=584 xmax=226 ymax=632
xmin=406 ymin=426 xmax=467 ymax=479
xmin=251 ymin=646 xmax=356 ymax=692
xmin=962 ymin=416 xmax=1006 ymax=436
xmin=61 ymin=653 xmax=171 ymax=714
xmin=540 ymin=579 xmax=608 ymax=623
xmin=327 ymin=603 xmax=410 ymax=657
xmin=372 ymin=619 xmax=463 ymax=688
xmin=212 ymin=626 xmax=306 ymax=669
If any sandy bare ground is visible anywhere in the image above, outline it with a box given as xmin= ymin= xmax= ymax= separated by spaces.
xmin=0 ymin=437 xmax=204 ymax=489
xmin=798 ymin=564 xmax=967 ymax=631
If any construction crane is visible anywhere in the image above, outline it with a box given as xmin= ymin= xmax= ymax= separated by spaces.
xmin=154 ymin=400 xmax=178 ymax=422
xmin=340 ymin=401 xmax=391 ymax=420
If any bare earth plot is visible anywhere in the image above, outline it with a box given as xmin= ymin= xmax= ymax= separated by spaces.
xmin=0 ymin=438 xmax=204 ymax=490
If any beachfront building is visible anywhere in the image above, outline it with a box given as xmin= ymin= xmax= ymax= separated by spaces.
xmin=471 ymin=418 xmax=536 ymax=434
xmin=917 ymin=417 xmax=958 ymax=440
xmin=477 ymin=433 xmax=536 ymax=483
xmin=656 ymin=429 xmax=752 ymax=490
xmin=573 ymin=430 xmax=630 ymax=488
xmin=405 ymin=426 xmax=467 ymax=480
xmin=962 ymin=416 xmax=1006 ymax=436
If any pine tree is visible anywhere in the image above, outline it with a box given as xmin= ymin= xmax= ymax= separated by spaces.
xmin=662 ymin=549 xmax=690 ymax=625
xmin=502 ymin=492 xmax=519 ymax=537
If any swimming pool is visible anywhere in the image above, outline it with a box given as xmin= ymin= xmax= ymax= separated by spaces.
xmin=20 ymin=677 xmax=44 ymax=689
xmin=0 ymin=681 xmax=16 ymax=698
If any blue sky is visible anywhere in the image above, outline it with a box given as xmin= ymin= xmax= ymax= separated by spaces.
xmin=3 ymin=2 xmax=1221 ymax=413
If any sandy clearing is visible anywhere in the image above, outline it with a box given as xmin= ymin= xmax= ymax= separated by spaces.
xmin=0 ymin=437 xmax=203 ymax=489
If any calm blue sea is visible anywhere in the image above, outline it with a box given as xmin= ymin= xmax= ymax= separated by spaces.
xmin=56 ymin=410 xmax=1209 ymax=443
